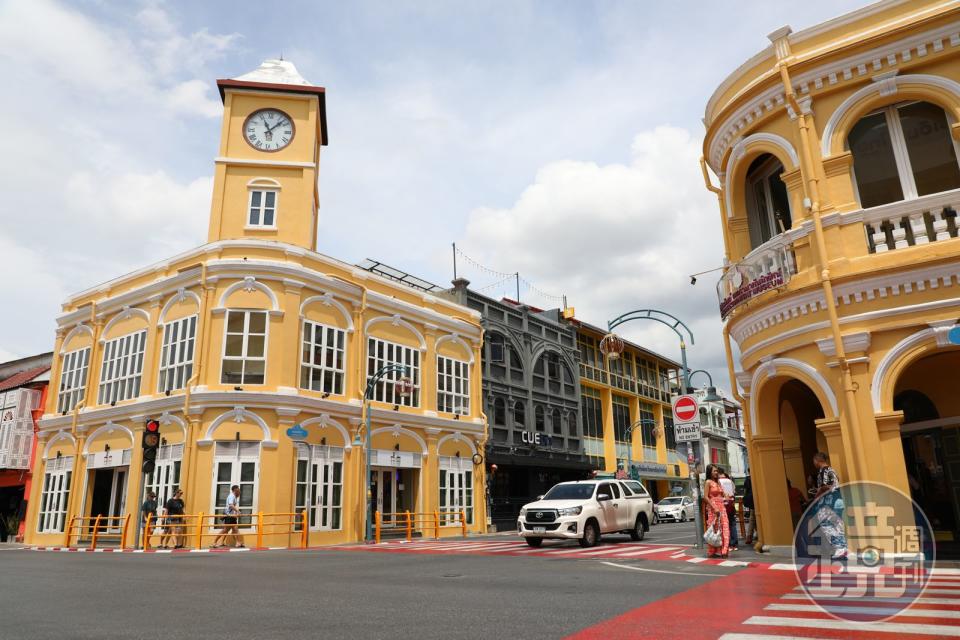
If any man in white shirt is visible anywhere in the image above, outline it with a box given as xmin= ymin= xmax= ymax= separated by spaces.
xmin=212 ymin=485 xmax=244 ymax=548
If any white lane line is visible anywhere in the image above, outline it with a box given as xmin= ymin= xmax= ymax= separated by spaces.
xmin=934 ymin=568 xmax=960 ymax=575
xmin=544 ymin=546 xmax=615 ymax=555
xmin=671 ymin=553 xmax=686 ymax=558
xmin=745 ymin=615 xmax=960 ymax=636
xmin=720 ymin=635 xmax=833 ymax=640
xmin=766 ymin=603 xmax=960 ymax=619
xmin=601 ymin=560 xmax=731 ymax=578
xmin=781 ymin=593 xmax=960 ymax=606
xmin=687 ymin=557 xmax=708 ymax=564
xmin=615 ymin=546 xmax=683 ymax=557
xmin=575 ymin=546 xmax=643 ymax=557
xmin=769 ymin=563 xmax=800 ymax=571
xmin=506 ymin=548 xmax=548 ymax=554
xmin=720 ymin=560 xmax=751 ymax=567
xmin=649 ymin=534 xmax=698 ymax=542
xmin=795 ymin=586 xmax=960 ymax=596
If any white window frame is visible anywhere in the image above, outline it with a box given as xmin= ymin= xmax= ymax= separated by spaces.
xmin=745 ymin=155 xmax=789 ymax=247
xmin=851 ymin=102 xmax=960 ymax=207
xmin=294 ymin=444 xmax=344 ymax=531
xmin=220 ymin=310 xmax=268 ymax=386
xmin=247 ymin=189 xmax=279 ymax=229
xmin=211 ymin=442 xmax=260 ymax=529
xmin=157 ymin=315 xmax=197 ymax=393
xmin=145 ymin=444 xmax=184 ymax=509
xmin=38 ymin=457 xmax=73 ymax=533
xmin=439 ymin=456 xmax=473 ymax=525
xmin=436 ymin=355 xmax=470 ymax=415
xmin=299 ymin=320 xmax=346 ymax=395
xmin=366 ymin=337 xmax=420 ymax=407
xmin=97 ymin=330 xmax=147 ymax=405
xmin=57 ymin=347 xmax=90 ymax=414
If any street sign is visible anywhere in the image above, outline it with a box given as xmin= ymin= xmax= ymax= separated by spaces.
xmin=672 ymin=394 xmax=699 ymax=423
xmin=285 ymin=424 xmax=308 ymax=441
xmin=674 ymin=422 xmax=702 ymax=443
xmin=949 ymin=326 xmax=960 ymax=345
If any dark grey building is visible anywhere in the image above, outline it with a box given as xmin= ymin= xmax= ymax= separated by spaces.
xmin=444 ymin=279 xmax=592 ymax=530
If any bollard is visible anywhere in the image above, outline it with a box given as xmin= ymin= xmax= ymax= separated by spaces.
xmin=196 ymin=512 xmax=204 ymax=550
xmin=460 ymin=510 xmax=467 ymax=538
xmin=375 ymin=511 xmax=381 ymax=545
xmin=90 ymin=514 xmax=103 ymax=550
xmin=434 ymin=511 xmax=440 ymax=540
xmin=405 ymin=510 xmax=412 ymax=542
xmin=120 ymin=513 xmax=131 ymax=549
xmin=256 ymin=512 xmax=264 ymax=549
xmin=143 ymin=513 xmax=153 ymax=550
xmin=301 ymin=510 xmax=308 ymax=549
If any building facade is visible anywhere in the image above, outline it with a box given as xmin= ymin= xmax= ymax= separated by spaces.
xmin=704 ymin=0 xmax=960 ymax=550
xmin=573 ymin=321 xmax=691 ymax=501
xmin=0 ymin=353 xmax=50 ymax=541
xmin=25 ymin=59 xmax=486 ymax=547
xmin=692 ymin=388 xmax=749 ymax=484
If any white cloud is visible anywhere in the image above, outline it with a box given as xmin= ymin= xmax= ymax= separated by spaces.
xmin=463 ymin=126 xmax=731 ymax=389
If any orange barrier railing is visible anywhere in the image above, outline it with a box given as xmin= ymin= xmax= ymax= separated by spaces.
xmin=66 ymin=514 xmax=132 ymax=549
xmin=374 ymin=509 xmax=468 ymax=544
xmin=141 ymin=511 xmax=308 ymax=551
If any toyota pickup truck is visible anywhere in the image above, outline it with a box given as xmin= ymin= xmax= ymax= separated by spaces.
xmin=517 ymin=479 xmax=654 ymax=547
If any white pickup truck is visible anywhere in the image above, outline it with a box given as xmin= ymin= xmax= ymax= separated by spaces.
xmin=517 ymin=479 xmax=655 ymax=548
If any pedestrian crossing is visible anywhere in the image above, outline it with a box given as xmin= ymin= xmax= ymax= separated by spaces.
xmin=335 ymin=538 xmax=690 ymax=561
xmin=718 ymin=570 xmax=960 ymax=639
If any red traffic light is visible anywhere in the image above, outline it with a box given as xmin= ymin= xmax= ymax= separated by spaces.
xmin=146 ymin=420 xmax=160 ymax=433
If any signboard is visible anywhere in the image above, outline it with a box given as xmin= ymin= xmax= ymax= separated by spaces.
xmin=630 ymin=461 xmax=668 ymax=479
xmin=717 ymin=246 xmax=794 ymax=319
xmin=672 ymin=395 xmax=699 ymax=423
xmin=674 ymin=422 xmax=702 ymax=443
xmin=519 ymin=431 xmax=554 ymax=447
xmin=285 ymin=424 xmax=309 ymax=441
xmin=949 ymin=326 xmax=960 ymax=345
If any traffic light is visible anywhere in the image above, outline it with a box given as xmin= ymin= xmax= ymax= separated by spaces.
xmin=142 ymin=419 xmax=160 ymax=474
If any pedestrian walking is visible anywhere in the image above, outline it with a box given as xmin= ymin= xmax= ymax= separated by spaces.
xmin=213 ymin=485 xmax=244 ymax=549
xmin=812 ymin=452 xmax=847 ymax=561
xmin=141 ymin=491 xmax=158 ymax=546
xmin=719 ymin=469 xmax=738 ymax=551
xmin=742 ymin=476 xmax=757 ymax=545
xmin=704 ymin=464 xmax=730 ymax=558
xmin=163 ymin=488 xmax=186 ymax=549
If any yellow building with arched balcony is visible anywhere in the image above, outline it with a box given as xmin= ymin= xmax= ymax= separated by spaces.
xmin=705 ymin=0 xmax=960 ymax=553
xmin=26 ymin=59 xmax=486 ymax=547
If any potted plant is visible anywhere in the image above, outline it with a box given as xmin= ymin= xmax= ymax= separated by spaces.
xmin=0 ymin=514 xmax=20 ymax=543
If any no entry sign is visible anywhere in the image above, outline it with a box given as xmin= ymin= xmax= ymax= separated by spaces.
xmin=672 ymin=394 xmax=701 ymax=443
xmin=672 ymin=395 xmax=699 ymax=423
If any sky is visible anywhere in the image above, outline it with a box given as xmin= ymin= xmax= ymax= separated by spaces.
xmin=0 ymin=0 xmax=869 ymax=392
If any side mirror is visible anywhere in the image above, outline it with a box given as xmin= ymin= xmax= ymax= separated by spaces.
xmin=537 ymin=495 xmax=545 ymax=501
xmin=597 ymin=493 xmax=611 ymax=502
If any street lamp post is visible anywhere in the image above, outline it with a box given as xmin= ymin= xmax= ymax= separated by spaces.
xmin=353 ymin=364 xmax=413 ymax=544
xmin=601 ymin=309 xmax=705 ymax=549
xmin=623 ymin=418 xmax=659 ymax=482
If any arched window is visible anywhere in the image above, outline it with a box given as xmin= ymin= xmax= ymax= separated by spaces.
xmin=492 ymin=397 xmax=506 ymax=426
xmin=894 ymin=389 xmax=940 ymax=423
xmin=745 ymin=153 xmax=791 ymax=249
xmin=567 ymin=412 xmax=577 ymax=436
xmin=535 ymin=406 xmax=545 ymax=432
xmin=533 ymin=351 xmax=565 ymax=393
xmin=848 ymin=101 xmax=960 ymax=208
xmin=551 ymin=408 xmax=562 ymax=435
xmin=486 ymin=332 xmax=524 ymax=383
xmin=487 ymin=334 xmax=505 ymax=363
xmin=513 ymin=400 xmax=525 ymax=427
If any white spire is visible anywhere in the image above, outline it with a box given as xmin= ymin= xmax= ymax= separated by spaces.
xmin=233 ymin=59 xmax=312 ymax=86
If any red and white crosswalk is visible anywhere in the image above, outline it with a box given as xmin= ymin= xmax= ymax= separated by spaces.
xmin=333 ymin=538 xmax=715 ymax=563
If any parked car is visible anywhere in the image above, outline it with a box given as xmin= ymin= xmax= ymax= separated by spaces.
xmin=517 ymin=479 xmax=654 ymax=548
xmin=655 ymin=496 xmax=696 ymax=522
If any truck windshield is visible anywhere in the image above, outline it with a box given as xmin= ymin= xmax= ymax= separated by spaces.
xmin=542 ymin=484 xmax=595 ymax=500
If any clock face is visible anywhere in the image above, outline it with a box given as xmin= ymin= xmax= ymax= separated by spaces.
xmin=243 ymin=108 xmax=295 ymax=152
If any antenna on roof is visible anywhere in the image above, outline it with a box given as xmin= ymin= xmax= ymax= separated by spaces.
xmin=279 ymin=51 xmax=284 ymax=61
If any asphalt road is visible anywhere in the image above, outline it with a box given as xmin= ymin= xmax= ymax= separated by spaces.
xmin=2 ymin=522 xmax=729 ymax=640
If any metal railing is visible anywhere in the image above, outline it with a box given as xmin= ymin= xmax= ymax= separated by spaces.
xmin=141 ymin=511 xmax=308 ymax=551
xmin=374 ymin=510 xmax=467 ymax=544
xmin=66 ymin=514 xmax=132 ymax=550
xmin=717 ymin=242 xmax=796 ymax=319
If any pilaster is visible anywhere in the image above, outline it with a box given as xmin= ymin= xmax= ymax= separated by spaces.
xmin=814 ymin=418 xmax=847 ymax=482
xmin=875 ymin=410 xmax=910 ymax=495
xmin=141 ymin=295 xmax=163 ymax=398
xmin=750 ymin=434 xmax=793 ymax=546
xmin=600 ymin=388 xmax=616 ymax=472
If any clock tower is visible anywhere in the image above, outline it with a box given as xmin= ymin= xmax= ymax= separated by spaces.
xmin=207 ymin=59 xmax=328 ymax=251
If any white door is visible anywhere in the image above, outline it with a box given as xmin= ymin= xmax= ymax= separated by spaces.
xmin=212 ymin=442 xmax=260 ymax=527
xmin=107 ymin=468 xmax=128 ymax=533
xmin=372 ymin=468 xmax=397 ymax=525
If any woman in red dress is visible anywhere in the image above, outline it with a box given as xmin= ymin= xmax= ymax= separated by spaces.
xmin=704 ymin=464 xmax=730 ymax=558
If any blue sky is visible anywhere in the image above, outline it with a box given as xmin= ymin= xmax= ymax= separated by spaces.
xmin=0 ymin=0 xmax=868 ymax=388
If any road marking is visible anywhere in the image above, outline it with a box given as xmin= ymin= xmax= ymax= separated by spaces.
xmin=616 ymin=546 xmax=683 ymax=557
xmin=720 ymin=635 xmax=832 ymax=640
xmin=576 ymin=546 xmax=643 ymax=556
xmin=781 ymin=593 xmax=960 ymax=606
xmin=795 ymin=585 xmax=960 ymax=596
xmin=766 ymin=602 xmax=960 ymax=619
xmin=769 ymin=563 xmax=800 ymax=571
xmin=543 ymin=546 xmax=609 ymax=555
xmin=650 ymin=534 xmax=697 ymax=542
xmin=686 ymin=557 xmax=708 ymax=563
xmin=745 ymin=614 xmax=960 ymax=636
xmin=720 ymin=560 xmax=751 ymax=567
xmin=600 ymin=560 xmax=732 ymax=578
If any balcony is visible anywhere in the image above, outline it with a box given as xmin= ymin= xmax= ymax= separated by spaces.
xmin=717 ymin=241 xmax=797 ymax=319
xmin=861 ymin=188 xmax=960 ymax=253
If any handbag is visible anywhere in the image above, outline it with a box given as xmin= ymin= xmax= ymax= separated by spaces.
xmin=703 ymin=518 xmax=723 ymax=547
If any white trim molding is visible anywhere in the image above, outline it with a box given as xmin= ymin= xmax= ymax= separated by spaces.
xmin=369 ymin=425 xmax=429 ymax=456
xmin=434 ymin=334 xmax=475 ymax=364
xmin=159 ymin=288 xmax=202 ymax=324
xmin=299 ymin=293 xmax=355 ymax=333
xmin=750 ymin=357 xmax=839 ymax=436
xmin=99 ymin=306 xmax=151 ymax=343
xmin=298 ymin=414 xmax=352 ymax=450
xmin=216 ymin=276 xmax=281 ymax=312
xmin=437 ymin=431 xmax=478 ymax=456
xmin=724 ymin=132 xmax=800 ymax=219
xmin=216 ymin=156 xmax=316 ymax=169
xmin=82 ymin=422 xmax=135 ymax=455
xmin=364 ymin=314 xmax=428 ymax=352
xmin=60 ymin=323 xmax=94 ymax=353
xmin=157 ymin=411 xmax=188 ymax=439
xmin=871 ymin=321 xmax=959 ymax=411
xmin=246 ymin=177 xmax=282 ymax=189
xmin=815 ymin=331 xmax=871 ymax=357
xmin=821 ymin=73 xmax=960 ymax=156
xmin=201 ymin=406 xmax=277 ymax=448
xmin=42 ymin=430 xmax=77 ymax=460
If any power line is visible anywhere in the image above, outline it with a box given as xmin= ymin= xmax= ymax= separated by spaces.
xmin=453 ymin=245 xmax=566 ymax=307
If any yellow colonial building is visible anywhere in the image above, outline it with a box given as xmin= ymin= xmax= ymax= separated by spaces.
xmin=26 ymin=59 xmax=486 ymax=547
xmin=705 ymin=0 xmax=960 ymax=551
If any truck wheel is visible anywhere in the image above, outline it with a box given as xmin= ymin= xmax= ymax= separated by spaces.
xmin=630 ymin=515 xmax=647 ymax=541
xmin=579 ymin=520 xmax=600 ymax=548
xmin=525 ymin=537 xmax=543 ymax=548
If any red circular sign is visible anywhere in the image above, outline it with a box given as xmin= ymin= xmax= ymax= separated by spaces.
xmin=674 ymin=396 xmax=698 ymax=422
